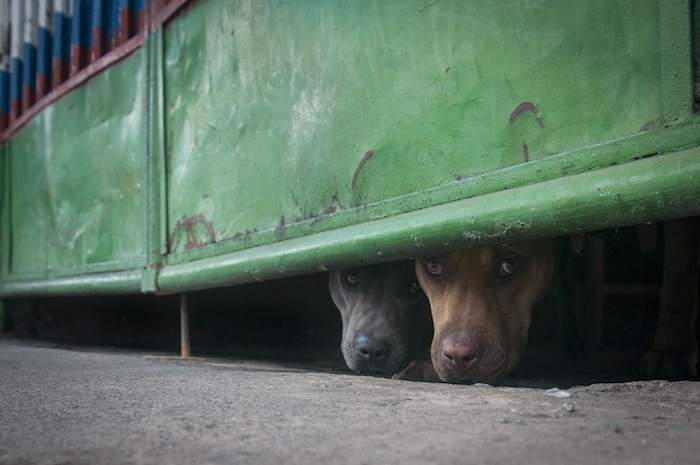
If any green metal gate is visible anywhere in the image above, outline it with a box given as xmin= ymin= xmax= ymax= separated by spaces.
xmin=1 ymin=0 xmax=699 ymax=296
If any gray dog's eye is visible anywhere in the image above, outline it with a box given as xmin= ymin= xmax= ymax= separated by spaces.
xmin=345 ymin=273 xmax=358 ymax=287
xmin=499 ymin=259 xmax=519 ymax=278
xmin=409 ymin=282 xmax=421 ymax=294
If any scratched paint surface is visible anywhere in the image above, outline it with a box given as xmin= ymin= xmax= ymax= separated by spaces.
xmin=7 ymin=51 xmax=148 ymax=276
xmin=164 ymin=0 xmax=663 ymax=259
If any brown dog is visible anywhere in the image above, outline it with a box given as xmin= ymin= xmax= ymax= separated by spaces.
xmin=395 ymin=240 xmax=554 ymax=384
xmin=641 ymin=216 xmax=700 ymax=378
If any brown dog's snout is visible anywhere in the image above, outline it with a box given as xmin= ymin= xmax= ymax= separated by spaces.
xmin=441 ymin=337 xmax=482 ymax=376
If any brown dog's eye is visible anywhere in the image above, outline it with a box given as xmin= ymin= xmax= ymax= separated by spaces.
xmin=345 ymin=273 xmax=358 ymax=287
xmin=498 ymin=259 xmax=519 ymax=278
xmin=409 ymin=282 xmax=421 ymax=294
xmin=426 ymin=259 xmax=442 ymax=276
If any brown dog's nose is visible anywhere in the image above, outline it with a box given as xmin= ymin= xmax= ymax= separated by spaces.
xmin=442 ymin=339 xmax=481 ymax=374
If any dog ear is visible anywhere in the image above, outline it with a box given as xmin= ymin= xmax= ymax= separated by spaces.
xmin=570 ymin=233 xmax=585 ymax=254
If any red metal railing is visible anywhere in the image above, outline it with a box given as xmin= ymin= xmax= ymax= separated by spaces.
xmin=0 ymin=0 xmax=188 ymax=140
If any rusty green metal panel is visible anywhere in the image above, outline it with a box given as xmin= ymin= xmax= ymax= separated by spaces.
xmin=6 ymin=49 xmax=149 ymax=279
xmin=162 ymin=0 xmax=693 ymax=267
xmin=0 ymin=0 xmax=699 ymax=297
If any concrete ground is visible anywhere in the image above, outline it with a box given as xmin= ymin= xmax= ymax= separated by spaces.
xmin=1 ymin=339 xmax=698 ymax=465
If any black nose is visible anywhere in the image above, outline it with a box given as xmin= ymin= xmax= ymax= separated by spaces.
xmin=354 ymin=334 xmax=391 ymax=366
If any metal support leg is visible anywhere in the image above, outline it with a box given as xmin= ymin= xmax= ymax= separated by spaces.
xmin=180 ymin=293 xmax=191 ymax=358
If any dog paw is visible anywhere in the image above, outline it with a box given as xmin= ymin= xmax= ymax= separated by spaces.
xmin=640 ymin=349 xmax=698 ymax=379
xmin=392 ymin=360 xmax=441 ymax=382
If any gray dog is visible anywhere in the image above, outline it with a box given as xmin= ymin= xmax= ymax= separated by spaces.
xmin=329 ymin=261 xmax=432 ymax=375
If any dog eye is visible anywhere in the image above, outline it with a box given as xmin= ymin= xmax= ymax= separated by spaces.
xmin=345 ymin=273 xmax=358 ymax=287
xmin=498 ymin=259 xmax=519 ymax=278
xmin=409 ymin=282 xmax=421 ymax=294
xmin=426 ymin=259 xmax=442 ymax=276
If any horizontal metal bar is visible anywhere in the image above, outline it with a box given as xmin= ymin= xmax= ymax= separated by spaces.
xmin=155 ymin=147 xmax=700 ymax=294
xmin=0 ymin=269 xmax=144 ymax=297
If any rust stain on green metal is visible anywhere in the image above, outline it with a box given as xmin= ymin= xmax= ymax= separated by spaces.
xmin=169 ymin=214 xmax=216 ymax=252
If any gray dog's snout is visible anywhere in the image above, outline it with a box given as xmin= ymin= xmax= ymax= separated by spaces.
xmin=354 ymin=334 xmax=391 ymax=368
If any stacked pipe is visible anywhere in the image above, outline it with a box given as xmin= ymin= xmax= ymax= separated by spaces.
xmin=0 ymin=0 xmax=152 ymax=132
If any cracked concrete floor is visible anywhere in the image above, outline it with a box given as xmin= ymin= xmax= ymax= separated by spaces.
xmin=1 ymin=339 xmax=698 ymax=465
